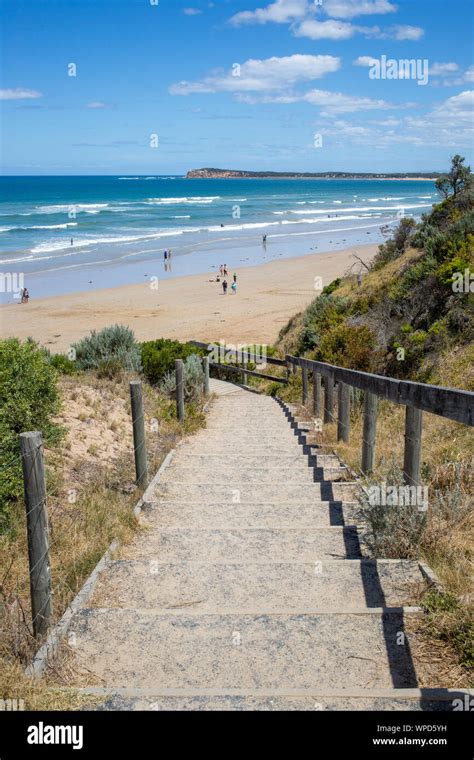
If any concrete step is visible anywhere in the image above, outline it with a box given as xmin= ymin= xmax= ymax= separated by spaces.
xmin=161 ymin=466 xmax=317 ymax=484
xmin=181 ymin=441 xmax=304 ymax=453
xmin=90 ymin=559 xmax=426 ymax=612
xmin=165 ymin=464 xmax=351 ymax=483
xmin=170 ymin=454 xmax=312 ymax=468
xmin=154 ymin=482 xmax=359 ymax=503
xmin=66 ymin=608 xmax=419 ymax=689
xmin=121 ymin=527 xmax=361 ymax=562
xmin=81 ymin=687 xmax=473 ymax=712
xmin=142 ymin=500 xmax=346 ymax=527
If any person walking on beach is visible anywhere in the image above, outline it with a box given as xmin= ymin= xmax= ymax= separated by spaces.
xmin=21 ymin=287 xmax=29 ymax=304
xmin=233 ymin=272 xmax=237 ymax=283
xmin=262 ymin=234 xmax=267 ymax=244
xmin=70 ymin=238 xmax=74 ymax=246
xmin=231 ymin=281 xmax=237 ymax=295
xmin=223 ymin=264 xmax=228 ymax=277
xmin=222 ymin=279 xmax=228 ymax=295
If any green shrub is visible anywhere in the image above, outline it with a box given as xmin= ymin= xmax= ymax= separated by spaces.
xmin=321 ymin=278 xmax=341 ymax=296
xmin=298 ymin=295 xmax=347 ymax=353
xmin=72 ymin=325 xmax=141 ymax=374
xmin=315 ymin=323 xmax=381 ymax=372
xmin=141 ymin=338 xmax=199 ymax=385
xmin=160 ymin=354 xmax=204 ymax=402
xmin=49 ymin=353 xmax=77 ymax=375
xmin=0 ymin=339 xmax=62 ymax=531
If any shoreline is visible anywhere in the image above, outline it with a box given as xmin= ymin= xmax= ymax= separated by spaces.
xmin=0 ymin=243 xmax=377 ymax=352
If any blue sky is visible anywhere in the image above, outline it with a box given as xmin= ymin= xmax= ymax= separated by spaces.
xmin=1 ymin=0 xmax=473 ymax=174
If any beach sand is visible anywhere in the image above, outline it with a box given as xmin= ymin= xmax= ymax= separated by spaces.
xmin=0 ymin=244 xmax=377 ymax=352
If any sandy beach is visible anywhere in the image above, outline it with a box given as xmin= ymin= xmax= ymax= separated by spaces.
xmin=0 ymin=244 xmax=377 ymax=352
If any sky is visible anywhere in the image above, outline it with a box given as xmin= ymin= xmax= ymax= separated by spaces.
xmin=1 ymin=0 xmax=473 ymax=175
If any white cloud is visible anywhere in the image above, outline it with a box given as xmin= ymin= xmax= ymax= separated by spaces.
xmin=229 ymin=0 xmax=308 ymax=26
xmin=86 ymin=101 xmax=110 ymax=109
xmin=0 ymin=88 xmax=42 ymax=100
xmin=293 ymin=19 xmax=356 ymax=39
xmin=353 ymin=56 xmax=379 ymax=66
xmin=430 ymin=90 xmax=474 ymax=123
xmin=169 ymin=54 xmax=341 ymax=95
xmin=390 ymin=24 xmax=424 ymax=41
xmin=429 ymin=62 xmax=459 ymax=77
xmin=237 ymin=88 xmax=398 ymax=114
xmin=294 ymin=21 xmax=423 ymax=41
xmin=183 ymin=7 xmax=202 ymax=15
xmin=323 ymin=0 xmax=397 ymax=19
xmin=464 ymin=66 xmax=474 ymax=83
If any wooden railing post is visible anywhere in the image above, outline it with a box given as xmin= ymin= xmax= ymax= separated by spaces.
xmin=175 ymin=359 xmax=185 ymax=422
xmin=20 ymin=432 xmax=53 ymax=638
xmin=302 ymin=366 xmax=308 ymax=405
xmin=403 ymin=406 xmax=423 ymax=486
xmin=130 ymin=381 xmax=148 ymax=488
xmin=313 ymin=372 xmax=322 ymax=417
xmin=324 ymin=373 xmax=334 ymax=424
xmin=337 ymin=382 xmax=351 ymax=442
xmin=203 ymin=356 xmax=210 ymax=397
xmin=361 ymin=391 xmax=378 ymax=475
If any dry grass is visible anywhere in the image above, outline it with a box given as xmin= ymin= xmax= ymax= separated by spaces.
xmin=0 ymin=371 xmax=206 ymax=710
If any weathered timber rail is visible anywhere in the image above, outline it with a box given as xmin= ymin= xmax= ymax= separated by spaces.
xmin=191 ymin=339 xmax=473 ymax=489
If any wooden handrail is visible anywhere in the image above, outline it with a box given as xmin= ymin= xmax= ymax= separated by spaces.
xmin=286 ymin=355 xmax=474 ymax=427
xmin=208 ymin=361 xmax=287 ymax=384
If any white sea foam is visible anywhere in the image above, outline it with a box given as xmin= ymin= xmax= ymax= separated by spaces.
xmin=36 ymin=203 xmax=109 ymax=214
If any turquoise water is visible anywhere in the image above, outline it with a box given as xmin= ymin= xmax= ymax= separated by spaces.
xmin=0 ymin=176 xmax=436 ymax=301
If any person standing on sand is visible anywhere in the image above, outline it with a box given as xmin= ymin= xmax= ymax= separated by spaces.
xmin=222 ymin=279 xmax=228 ymax=295
xmin=224 ymin=264 xmax=228 ymax=277
xmin=233 ymin=272 xmax=237 ymax=283
xmin=231 ymin=281 xmax=237 ymax=295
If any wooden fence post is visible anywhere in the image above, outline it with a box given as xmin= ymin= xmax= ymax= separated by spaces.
xmin=175 ymin=359 xmax=185 ymax=422
xmin=361 ymin=391 xmax=378 ymax=475
xmin=337 ymin=382 xmax=351 ymax=442
xmin=403 ymin=406 xmax=423 ymax=487
xmin=130 ymin=381 xmax=148 ymax=488
xmin=324 ymin=374 xmax=334 ymax=425
xmin=302 ymin=366 xmax=308 ymax=405
xmin=313 ymin=372 xmax=322 ymax=417
xmin=203 ymin=356 xmax=210 ymax=397
xmin=20 ymin=432 xmax=53 ymax=638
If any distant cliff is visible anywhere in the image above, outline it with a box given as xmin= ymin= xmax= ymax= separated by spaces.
xmin=186 ymin=168 xmax=439 ymax=179
xmin=186 ymin=168 xmax=440 ymax=180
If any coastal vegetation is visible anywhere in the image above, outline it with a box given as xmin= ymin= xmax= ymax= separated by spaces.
xmin=271 ymin=156 xmax=473 ymax=674
xmin=0 ymin=330 xmax=206 ymax=707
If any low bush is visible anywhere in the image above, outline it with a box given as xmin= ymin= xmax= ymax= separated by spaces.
xmin=141 ymin=339 xmax=199 ymax=385
xmin=0 ymin=339 xmax=62 ymax=531
xmin=48 ymin=353 xmax=77 ymax=375
xmin=72 ymin=325 xmax=141 ymax=374
xmin=315 ymin=323 xmax=381 ymax=372
xmin=160 ymin=354 xmax=204 ymax=402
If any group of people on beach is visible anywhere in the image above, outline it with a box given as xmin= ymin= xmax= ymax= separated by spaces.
xmin=163 ymin=249 xmax=172 ymax=261
xmin=214 ymin=264 xmax=237 ymax=295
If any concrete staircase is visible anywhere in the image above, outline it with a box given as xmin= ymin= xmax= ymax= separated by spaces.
xmin=57 ymin=381 xmax=468 ymax=710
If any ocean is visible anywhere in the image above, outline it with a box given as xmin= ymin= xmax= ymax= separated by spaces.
xmin=0 ymin=175 xmax=437 ymax=303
